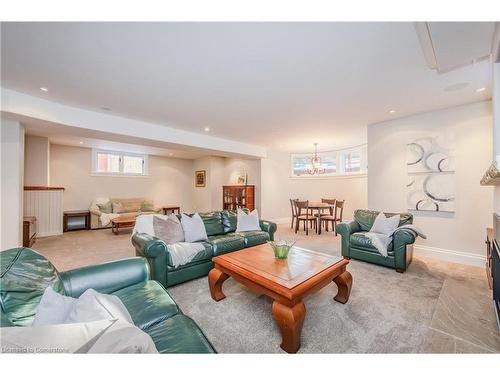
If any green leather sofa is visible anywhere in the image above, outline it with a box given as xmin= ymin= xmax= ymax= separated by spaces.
xmin=0 ymin=247 xmax=215 ymax=353
xmin=132 ymin=210 xmax=277 ymax=287
xmin=336 ymin=209 xmax=415 ymax=273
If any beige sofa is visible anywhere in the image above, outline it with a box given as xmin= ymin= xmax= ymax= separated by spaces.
xmin=89 ymin=197 xmax=161 ymax=229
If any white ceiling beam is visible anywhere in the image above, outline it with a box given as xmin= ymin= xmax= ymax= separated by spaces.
xmin=1 ymin=88 xmax=266 ymax=159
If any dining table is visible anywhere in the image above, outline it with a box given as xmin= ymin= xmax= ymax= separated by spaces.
xmin=307 ymin=201 xmax=334 ymax=235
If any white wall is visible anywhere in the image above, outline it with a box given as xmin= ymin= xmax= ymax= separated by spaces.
xmin=24 ymin=135 xmax=50 ymax=186
xmin=192 ymin=156 xmax=227 ymax=212
xmin=211 ymin=157 xmax=226 ymax=212
xmin=493 ymin=63 xmax=500 ymax=215
xmin=50 ymin=144 xmax=195 ymax=212
xmin=224 ymin=158 xmax=262 ymax=212
xmin=192 ymin=156 xmax=262 ymax=213
xmin=49 ymin=146 xmax=263 ymax=215
xmin=1 ymin=119 xmax=25 ymax=250
xmin=368 ymin=101 xmax=493 ymax=266
xmin=261 ymin=148 xmax=368 ymax=222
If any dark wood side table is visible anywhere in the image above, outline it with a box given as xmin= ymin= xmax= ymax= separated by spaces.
xmin=63 ymin=210 xmax=90 ymax=232
xmin=162 ymin=206 xmax=181 ymax=215
xmin=23 ymin=216 xmax=37 ymax=247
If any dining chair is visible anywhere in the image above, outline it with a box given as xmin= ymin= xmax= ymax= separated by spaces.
xmin=319 ymin=199 xmax=344 ymax=234
xmin=317 ymin=198 xmax=336 ymax=230
xmin=333 ymin=200 xmax=345 ymax=236
xmin=313 ymin=198 xmax=336 ymax=216
xmin=289 ymin=198 xmax=299 ymax=229
xmin=294 ymin=200 xmax=316 ymax=235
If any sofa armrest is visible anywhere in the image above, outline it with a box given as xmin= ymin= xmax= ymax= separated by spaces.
xmin=393 ymin=229 xmax=417 ymax=246
xmin=89 ymin=208 xmax=102 ymax=216
xmin=132 ymin=233 xmax=169 ymax=287
xmin=260 ymin=220 xmax=277 ymax=241
xmin=336 ymin=221 xmax=361 ymax=257
xmin=336 ymin=221 xmax=360 ymax=237
xmin=393 ymin=229 xmax=416 ymax=270
xmin=60 ymin=257 xmax=149 ymax=298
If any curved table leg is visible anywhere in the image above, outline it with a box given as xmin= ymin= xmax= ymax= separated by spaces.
xmin=333 ymin=270 xmax=352 ymax=304
xmin=272 ymin=301 xmax=306 ymax=353
xmin=208 ymin=268 xmax=229 ymax=301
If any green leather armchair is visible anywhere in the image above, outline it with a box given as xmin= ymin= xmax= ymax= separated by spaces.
xmin=0 ymin=247 xmax=216 ymax=353
xmin=336 ymin=209 xmax=415 ymax=273
xmin=132 ymin=210 xmax=277 ymax=287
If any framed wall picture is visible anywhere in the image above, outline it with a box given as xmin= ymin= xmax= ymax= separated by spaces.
xmin=237 ymin=174 xmax=246 ymax=185
xmin=195 ymin=170 xmax=206 ymax=187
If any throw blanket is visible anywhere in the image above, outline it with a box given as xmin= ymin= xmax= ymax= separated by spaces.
xmin=100 ymin=213 xmax=120 ymax=226
xmin=1 ymin=319 xmax=158 ymax=353
xmin=167 ymin=242 xmax=205 ymax=268
xmin=133 ymin=215 xmax=205 ymax=268
xmin=362 ymin=225 xmax=427 ymax=257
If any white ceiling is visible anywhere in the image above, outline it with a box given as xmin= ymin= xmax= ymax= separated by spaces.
xmin=1 ymin=22 xmax=494 ymax=153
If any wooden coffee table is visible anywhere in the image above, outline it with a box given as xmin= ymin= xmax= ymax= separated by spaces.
xmin=111 ymin=216 xmax=136 ymax=235
xmin=208 ymin=243 xmax=352 ymax=353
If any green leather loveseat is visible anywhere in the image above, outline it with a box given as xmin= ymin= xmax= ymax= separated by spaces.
xmin=336 ymin=209 xmax=415 ymax=273
xmin=0 ymin=247 xmax=215 ymax=353
xmin=132 ymin=210 xmax=277 ymax=287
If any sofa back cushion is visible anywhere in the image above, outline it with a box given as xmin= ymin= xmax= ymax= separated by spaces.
xmin=199 ymin=211 xmax=224 ymax=236
xmin=221 ymin=209 xmax=249 ymax=233
xmin=140 ymin=200 xmax=155 ymax=212
xmin=354 ymin=209 xmax=413 ymax=231
xmin=111 ymin=198 xmax=144 ymax=213
xmin=97 ymin=201 xmax=112 ymax=214
xmin=0 ymin=248 xmax=66 ymax=327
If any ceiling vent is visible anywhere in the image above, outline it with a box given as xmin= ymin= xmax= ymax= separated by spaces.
xmin=414 ymin=22 xmax=497 ymax=73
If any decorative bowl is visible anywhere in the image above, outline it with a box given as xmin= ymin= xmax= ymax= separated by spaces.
xmin=268 ymin=240 xmax=296 ymax=260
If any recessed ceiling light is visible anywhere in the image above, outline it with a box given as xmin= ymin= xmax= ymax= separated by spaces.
xmin=204 ymin=127 xmax=210 ymax=132
xmin=79 ymin=141 xmax=84 ymax=145
xmin=40 ymin=87 xmax=49 ymax=92
xmin=475 ymin=87 xmax=486 ymax=93
xmin=389 ymin=110 xmax=396 ymax=114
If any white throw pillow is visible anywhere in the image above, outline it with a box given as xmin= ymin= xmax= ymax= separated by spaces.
xmin=66 ymin=289 xmax=133 ymax=324
xmin=180 ymin=213 xmax=208 ymax=242
xmin=370 ymin=212 xmax=400 ymax=236
xmin=1 ymin=319 xmax=158 ymax=354
xmin=236 ymin=209 xmax=261 ymax=232
xmin=32 ymin=287 xmax=77 ymax=326
xmin=33 ymin=287 xmax=133 ymax=326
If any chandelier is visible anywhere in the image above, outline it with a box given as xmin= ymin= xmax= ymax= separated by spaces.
xmin=308 ymin=143 xmax=325 ymax=175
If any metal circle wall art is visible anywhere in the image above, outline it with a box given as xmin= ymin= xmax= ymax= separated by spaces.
xmin=406 ymin=134 xmax=455 ymax=213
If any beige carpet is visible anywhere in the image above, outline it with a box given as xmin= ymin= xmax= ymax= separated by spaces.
xmin=31 ymin=224 xmax=500 ymax=353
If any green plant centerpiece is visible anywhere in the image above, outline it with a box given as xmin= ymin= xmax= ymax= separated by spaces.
xmin=268 ymin=239 xmax=296 ymax=260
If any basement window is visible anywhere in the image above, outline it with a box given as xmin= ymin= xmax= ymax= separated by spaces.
xmin=290 ymin=145 xmax=367 ymax=178
xmin=343 ymin=150 xmax=361 ymax=173
xmin=92 ymin=149 xmax=148 ymax=176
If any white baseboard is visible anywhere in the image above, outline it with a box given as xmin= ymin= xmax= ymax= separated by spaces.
xmin=269 ymin=217 xmax=291 ymax=224
xmin=37 ymin=231 xmax=63 ymax=238
xmin=413 ymin=244 xmax=486 ymax=268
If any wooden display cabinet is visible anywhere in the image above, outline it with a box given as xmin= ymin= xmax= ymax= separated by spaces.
xmin=222 ymin=185 xmax=255 ymax=211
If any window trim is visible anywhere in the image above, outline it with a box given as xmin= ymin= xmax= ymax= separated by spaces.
xmin=290 ymin=144 xmax=367 ymax=179
xmin=91 ymin=149 xmax=149 ymax=177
